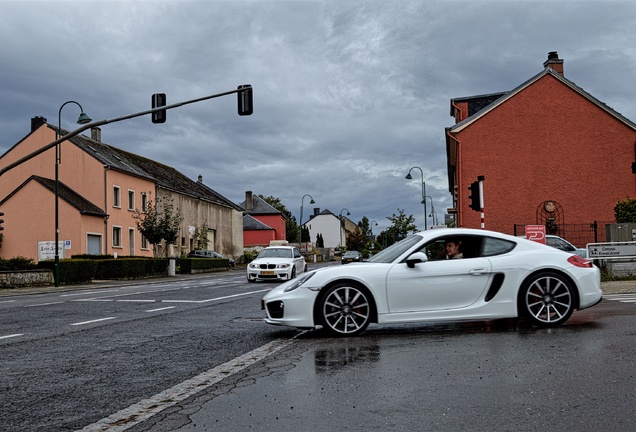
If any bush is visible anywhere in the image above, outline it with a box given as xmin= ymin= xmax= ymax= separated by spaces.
xmin=94 ymin=258 xmax=168 ymax=279
xmin=179 ymin=258 xmax=229 ymax=274
xmin=37 ymin=259 xmax=98 ymax=284
xmin=615 ymin=197 xmax=636 ymax=223
xmin=0 ymin=256 xmax=38 ymax=270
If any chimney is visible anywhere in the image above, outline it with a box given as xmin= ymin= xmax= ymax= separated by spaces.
xmin=31 ymin=116 xmax=47 ymax=132
xmin=543 ymin=51 xmax=564 ymax=76
xmin=91 ymin=126 xmax=101 ymax=142
xmin=245 ymin=191 xmax=253 ymax=212
xmin=313 ymin=208 xmax=320 ymax=216
xmin=197 ymin=174 xmax=203 ymax=183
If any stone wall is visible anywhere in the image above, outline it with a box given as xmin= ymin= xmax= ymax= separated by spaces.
xmin=0 ymin=270 xmax=54 ymax=288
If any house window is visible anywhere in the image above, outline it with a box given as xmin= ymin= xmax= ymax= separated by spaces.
xmin=141 ymin=193 xmax=148 ymax=212
xmin=112 ymin=226 xmax=122 ymax=247
xmin=113 ymin=186 xmax=121 ymax=208
xmin=128 ymin=190 xmax=135 ymax=211
xmin=141 ymin=234 xmax=149 ymax=250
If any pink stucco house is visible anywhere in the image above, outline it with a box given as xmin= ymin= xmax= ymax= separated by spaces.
xmin=0 ymin=117 xmax=243 ymax=261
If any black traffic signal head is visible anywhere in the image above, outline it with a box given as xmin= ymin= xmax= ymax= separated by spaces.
xmin=237 ymin=85 xmax=253 ymax=116
xmin=0 ymin=211 xmax=4 ymax=231
xmin=151 ymin=93 xmax=167 ymax=123
xmin=468 ymin=181 xmax=481 ymax=212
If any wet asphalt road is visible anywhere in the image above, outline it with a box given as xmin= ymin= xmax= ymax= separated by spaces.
xmin=125 ymin=293 xmax=636 ymax=432
xmin=2 ymin=272 xmax=636 ymax=432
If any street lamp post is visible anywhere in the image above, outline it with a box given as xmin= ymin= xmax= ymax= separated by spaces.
xmin=299 ymin=194 xmax=315 ymax=252
xmin=56 ymin=101 xmax=92 ymax=287
xmin=339 ymin=208 xmax=350 ymax=248
xmin=370 ymin=220 xmax=378 ymax=237
xmin=405 ymin=166 xmax=427 ymax=230
xmin=425 ymin=195 xmax=436 ymax=226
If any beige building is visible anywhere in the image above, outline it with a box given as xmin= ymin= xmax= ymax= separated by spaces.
xmin=0 ymin=117 xmax=243 ymax=261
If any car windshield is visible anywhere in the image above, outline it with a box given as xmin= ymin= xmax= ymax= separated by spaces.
xmin=258 ymin=248 xmax=292 ymax=259
xmin=343 ymin=252 xmax=358 ymax=257
xmin=367 ymin=234 xmax=423 ymax=263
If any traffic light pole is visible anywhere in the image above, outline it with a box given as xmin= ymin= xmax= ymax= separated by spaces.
xmin=0 ymin=86 xmax=252 ymax=178
xmin=478 ymin=175 xmax=485 ymax=229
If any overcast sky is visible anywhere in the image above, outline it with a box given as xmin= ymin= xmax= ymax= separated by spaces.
xmin=1 ymin=0 xmax=635 ymax=234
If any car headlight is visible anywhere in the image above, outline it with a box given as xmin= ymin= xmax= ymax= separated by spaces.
xmin=277 ymin=263 xmax=290 ymax=269
xmin=283 ymin=271 xmax=315 ymax=292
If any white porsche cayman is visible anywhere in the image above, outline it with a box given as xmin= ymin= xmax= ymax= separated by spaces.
xmin=261 ymin=228 xmax=602 ymax=336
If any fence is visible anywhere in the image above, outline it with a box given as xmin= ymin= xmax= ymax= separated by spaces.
xmin=513 ymin=221 xmax=615 ymax=248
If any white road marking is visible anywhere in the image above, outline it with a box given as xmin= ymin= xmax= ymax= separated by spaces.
xmin=0 ymin=333 xmax=23 ymax=340
xmin=0 ymin=300 xmax=16 ymax=304
xmin=117 ymin=299 xmax=156 ymax=303
xmin=70 ymin=317 xmax=117 ymax=326
xmin=79 ymin=336 xmax=301 ymax=432
xmin=145 ymin=306 xmax=176 ymax=312
xmin=60 ymin=289 xmax=121 ymax=297
xmin=25 ymin=301 xmax=64 ymax=307
xmin=162 ymin=289 xmax=269 ymax=304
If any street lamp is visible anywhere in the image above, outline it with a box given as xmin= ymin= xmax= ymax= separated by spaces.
xmin=299 ymin=194 xmax=315 ymax=251
xmin=370 ymin=220 xmax=378 ymax=236
xmin=339 ymin=208 xmax=350 ymax=248
xmin=405 ymin=166 xmax=427 ymax=230
xmin=424 ymin=195 xmax=436 ymax=226
xmin=56 ymin=101 xmax=92 ymax=287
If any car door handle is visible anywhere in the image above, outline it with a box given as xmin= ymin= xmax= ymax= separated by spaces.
xmin=469 ymin=268 xmax=489 ymax=276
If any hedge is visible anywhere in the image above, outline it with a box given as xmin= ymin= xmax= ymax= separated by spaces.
xmin=37 ymin=259 xmax=98 ymax=284
xmin=179 ymin=258 xmax=229 ymax=274
xmin=94 ymin=258 xmax=169 ymax=280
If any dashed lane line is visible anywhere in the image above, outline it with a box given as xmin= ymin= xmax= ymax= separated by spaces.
xmin=70 ymin=317 xmax=117 ymax=326
xmin=0 ymin=333 xmax=23 ymax=340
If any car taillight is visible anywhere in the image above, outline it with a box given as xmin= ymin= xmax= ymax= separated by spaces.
xmin=567 ymin=255 xmax=593 ymax=268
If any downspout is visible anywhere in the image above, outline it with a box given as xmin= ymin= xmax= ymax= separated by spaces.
xmin=446 ymin=128 xmax=462 ymax=227
xmin=104 ymin=165 xmax=110 ymax=254
xmin=449 ymin=99 xmax=464 ymax=227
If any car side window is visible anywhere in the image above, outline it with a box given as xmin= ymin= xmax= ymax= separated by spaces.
xmin=481 ymin=237 xmax=516 ymax=256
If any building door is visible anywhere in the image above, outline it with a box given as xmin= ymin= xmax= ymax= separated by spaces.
xmin=87 ymin=234 xmax=102 ymax=255
xmin=129 ymin=229 xmax=135 ymax=256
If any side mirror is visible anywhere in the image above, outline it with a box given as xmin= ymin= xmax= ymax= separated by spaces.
xmin=406 ymin=251 xmax=428 ymax=268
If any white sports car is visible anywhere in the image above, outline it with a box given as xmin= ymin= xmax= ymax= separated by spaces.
xmin=261 ymin=228 xmax=602 ymax=336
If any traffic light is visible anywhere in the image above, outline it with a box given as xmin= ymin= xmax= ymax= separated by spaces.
xmin=237 ymin=85 xmax=253 ymax=116
xmin=151 ymin=93 xmax=167 ymax=123
xmin=468 ymin=181 xmax=481 ymax=212
xmin=0 ymin=212 xmax=4 ymax=231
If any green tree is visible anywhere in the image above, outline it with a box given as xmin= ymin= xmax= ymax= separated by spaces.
xmin=316 ymin=233 xmax=324 ymax=248
xmin=615 ymin=197 xmax=636 ymax=223
xmin=193 ymin=224 xmax=210 ymax=250
xmin=379 ymin=208 xmax=418 ymax=247
xmin=260 ymin=195 xmax=299 ymax=242
xmin=346 ymin=229 xmax=365 ymax=251
xmin=132 ymin=196 xmax=183 ymax=257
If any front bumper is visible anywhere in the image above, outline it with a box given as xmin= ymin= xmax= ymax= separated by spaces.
xmin=247 ymin=269 xmax=292 ymax=282
xmin=261 ymin=285 xmax=318 ymax=329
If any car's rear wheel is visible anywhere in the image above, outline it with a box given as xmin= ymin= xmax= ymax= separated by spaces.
xmin=519 ymin=271 xmax=575 ymax=327
xmin=319 ymin=283 xmax=371 ymax=336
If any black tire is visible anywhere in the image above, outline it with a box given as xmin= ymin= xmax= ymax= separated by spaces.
xmin=247 ymin=276 xmax=255 ymax=283
xmin=290 ymin=267 xmax=296 ymax=279
xmin=519 ymin=271 xmax=575 ymax=327
xmin=319 ymin=283 xmax=371 ymax=336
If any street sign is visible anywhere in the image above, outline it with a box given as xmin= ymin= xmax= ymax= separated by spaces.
xmin=587 ymin=242 xmax=636 ymax=259
xmin=525 ymin=225 xmax=546 ymax=244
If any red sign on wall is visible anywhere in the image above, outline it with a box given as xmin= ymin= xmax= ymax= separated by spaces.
xmin=525 ymin=225 xmax=546 ymax=244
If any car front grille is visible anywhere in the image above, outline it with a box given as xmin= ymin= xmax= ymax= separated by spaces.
xmin=259 ymin=264 xmax=276 ymax=269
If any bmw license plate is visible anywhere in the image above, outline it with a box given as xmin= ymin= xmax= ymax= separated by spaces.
xmin=261 ymin=271 xmax=275 ymax=275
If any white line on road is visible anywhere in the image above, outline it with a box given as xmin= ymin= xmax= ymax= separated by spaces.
xmin=117 ymin=299 xmax=156 ymax=303
xmin=161 ymin=289 xmax=269 ymax=304
xmin=0 ymin=300 xmax=16 ymax=304
xmin=79 ymin=336 xmax=300 ymax=432
xmin=145 ymin=306 xmax=176 ymax=312
xmin=70 ymin=317 xmax=117 ymax=326
xmin=0 ymin=333 xmax=23 ymax=340
xmin=25 ymin=301 xmax=64 ymax=307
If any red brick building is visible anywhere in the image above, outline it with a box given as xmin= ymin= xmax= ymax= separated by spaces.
xmin=240 ymin=191 xmax=287 ymax=247
xmin=446 ymin=52 xmax=636 ymax=245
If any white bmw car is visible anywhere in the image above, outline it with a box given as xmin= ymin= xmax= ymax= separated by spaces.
xmin=261 ymin=228 xmax=602 ymax=336
xmin=247 ymin=246 xmax=307 ymax=283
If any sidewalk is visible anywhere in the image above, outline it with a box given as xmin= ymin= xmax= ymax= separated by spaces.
xmin=1 ymin=273 xmax=635 ymax=297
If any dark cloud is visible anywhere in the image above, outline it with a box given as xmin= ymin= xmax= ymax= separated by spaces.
xmin=1 ymin=0 xmax=634 ymax=233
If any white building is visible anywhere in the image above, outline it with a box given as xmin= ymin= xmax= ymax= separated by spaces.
xmin=303 ymin=208 xmax=357 ymax=249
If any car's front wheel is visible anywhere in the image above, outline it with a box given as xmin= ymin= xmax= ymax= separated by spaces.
xmin=319 ymin=283 xmax=371 ymax=336
xmin=519 ymin=271 xmax=575 ymax=327
xmin=290 ymin=267 xmax=296 ymax=280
